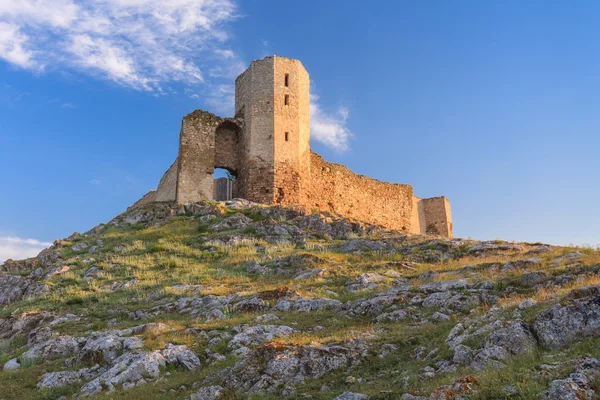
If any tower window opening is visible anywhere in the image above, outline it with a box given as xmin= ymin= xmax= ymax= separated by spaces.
xmin=285 ymin=132 xmax=289 ymax=141
xmin=284 ymin=95 xmax=289 ymax=106
xmin=284 ymin=74 xmax=289 ymax=87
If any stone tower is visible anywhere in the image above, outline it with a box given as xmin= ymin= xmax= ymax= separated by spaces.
xmin=234 ymin=56 xmax=311 ymax=205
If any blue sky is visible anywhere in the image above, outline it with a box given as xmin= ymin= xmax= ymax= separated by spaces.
xmin=1 ymin=1 xmax=600 ymax=260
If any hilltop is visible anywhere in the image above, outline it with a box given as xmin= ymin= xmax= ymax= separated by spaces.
xmin=1 ymin=200 xmax=599 ymax=399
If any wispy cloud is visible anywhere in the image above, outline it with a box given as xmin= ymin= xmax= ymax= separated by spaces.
xmin=259 ymin=39 xmax=270 ymax=58
xmin=0 ymin=236 xmax=52 ymax=263
xmin=186 ymin=87 xmax=353 ymax=151
xmin=49 ymin=98 xmax=76 ymax=108
xmin=0 ymin=1 xmax=354 ymax=152
xmin=310 ymin=93 xmax=352 ymax=152
xmin=0 ymin=0 xmax=239 ymax=91
xmin=0 ymin=22 xmax=37 ymax=69
xmin=90 ymin=178 xmax=102 ymax=185
xmin=204 ymin=84 xmax=235 ymax=116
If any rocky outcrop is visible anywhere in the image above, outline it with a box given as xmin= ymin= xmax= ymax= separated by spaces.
xmin=446 ymin=309 xmax=538 ymax=370
xmin=188 ymin=385 xmax=225 ymax=400
xmin=0 ymin=248 xmax=63 ymax=305
xmin=37 ymin=341 xmax=200 ymax=396
xmin=533 ymin=290 xmax=600 ymax=349
xmin=334 ymin=392 xmax=370 ymax=400
xmin=542 ymin=358 xmax=600 ymax=400
xmin=542 ymin=373 xmax=595 ymax=400
xmin=222 ymin=339 xmax=369 ymax=393
xmin=228 ymin=325 xmax=296 ymax=349
xmin=0 ymin=274 xmax=48 ymax=305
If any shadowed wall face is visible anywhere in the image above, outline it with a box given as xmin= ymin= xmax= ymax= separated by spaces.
xmin=176 ymin=111 xmax=219 ymax=204
xmin=234 ymin=58 xmax=276 ymax=203
xmin=421 ymin=197 xmax=453 ymax=237
xmin=154 ymin=161 xmax=178 ymax=202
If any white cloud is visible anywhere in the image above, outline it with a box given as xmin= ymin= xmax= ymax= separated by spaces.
xmin=90 ymin=178 xmax=102 ymax=184
xmin=204 ymin=84 xmax=235 ymax=115
xmin=0 ymin=0 xmax=238 ymax=90
xmin=0 ymin=22 xmax=37 ymax=69
xmin=194 ymin=87 xmax=353 ymax=151
xmin=310 ymin=93 xmax=352 ymax=152
xmin=214 ymin=49 xmax=235 ymax=59
xmin=0 ymin=1 xmax=354 ymax=152
xmin=0 ymin=236 xmax=52 ymax=263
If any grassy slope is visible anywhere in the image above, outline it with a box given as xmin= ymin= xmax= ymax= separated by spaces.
xmin=1 ymin=204 xmax=599 ymax=400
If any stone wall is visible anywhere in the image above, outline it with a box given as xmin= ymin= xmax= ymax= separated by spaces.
xmin=410 ymin=196 xmax=427 ymax=235
xmin=176 ymin=110 xmax=221 ymax=204
xmin=421 ymin=196 xmax=453 ymax=237
xmin=234 ymin=57 xmax=276 ymax=203
xmin=129 ymin=160 xmax=178 ymax=208
xmin=307 ymin=152 xmax=414 ymax=232
xmin=176 ymin=110 xmax=242 ymax=204
xmin=154 ymin=160 xmax=178 ymax=202
xmin=130 ymin=191 xmax=156 ymax=209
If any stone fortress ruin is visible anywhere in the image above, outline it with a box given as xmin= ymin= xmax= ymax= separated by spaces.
xmin=136 ymin=56 xmax=453 ymax=238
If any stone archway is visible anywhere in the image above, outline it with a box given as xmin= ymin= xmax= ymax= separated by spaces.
xmin=176 ymin=111 xmax=243 ymax=203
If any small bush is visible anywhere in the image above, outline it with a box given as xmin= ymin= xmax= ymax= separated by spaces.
xmin=65 ymin=295 xmax=99 ymax=305
xmin=198 ymin=223 xmax=210 ymax=233
xmin=159 ymin=259 xmax=179 ymax=269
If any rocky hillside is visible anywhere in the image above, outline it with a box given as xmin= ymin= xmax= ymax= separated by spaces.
xmin=1 ymin=200 xmax=599 ymax=400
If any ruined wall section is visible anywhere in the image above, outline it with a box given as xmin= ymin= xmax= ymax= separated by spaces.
xmin=176 ymin=110 xmax=242 ymax=204
xmin=421 ymin=197 xmax=453 ymax=237
xmin=129 ymin=160 xmax=178 ymax=208
xmin=272 ymin=57 xmax=311 ymax=205
xmin=235 ymin=58 xmax=275 ymax=203
xmin=308 ymin=152 xmax=414 ymax=231
xmin=410 ymin=196 xmax=427 ymax=235
xmin=154 ymin=160 xmax=178 ymax=202
xmin=234 ymin=67 xmax=252 ymax=200
xmin=130 ymin=191 xmax=156 ymax=208
xmin=176 ymin=110 xmax=221 ymax=203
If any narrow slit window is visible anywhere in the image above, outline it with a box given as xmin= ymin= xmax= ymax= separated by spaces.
xmin=284 ymin=74 xmax=289 ymax=87
xmin=285 ymin=132 xmax=289 ymax=141
xmin=284 ymin=95 xmax=289 ymax=106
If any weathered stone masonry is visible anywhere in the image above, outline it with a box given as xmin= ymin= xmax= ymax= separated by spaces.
xmin=136 ymin=56 xmax=453 ymax=237
xmin=308 ymin=153 xmax=414 ymax=232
